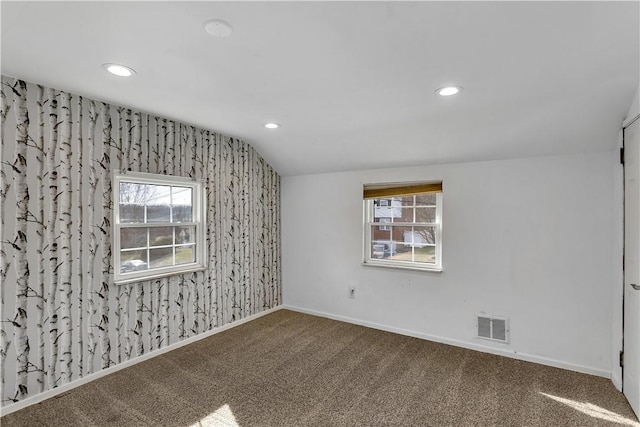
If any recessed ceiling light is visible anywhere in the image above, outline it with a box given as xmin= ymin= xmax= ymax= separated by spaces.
xmin=264 ymin=123 xmax=280 ymax=129
xmin=205 ymin=19 xmax=233 ymax=38
xmin=436 ymin=86 xmax=462 ymax=96
xmin=102 ymin=63 xmax=136 ymax=77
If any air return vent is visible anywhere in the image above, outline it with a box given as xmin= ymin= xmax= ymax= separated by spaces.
xmin=476 ymin=314 xmax=509 ymax=343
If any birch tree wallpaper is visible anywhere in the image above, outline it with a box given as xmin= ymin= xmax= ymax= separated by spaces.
xmin=0 ymin=77 xmax=282 ymax=409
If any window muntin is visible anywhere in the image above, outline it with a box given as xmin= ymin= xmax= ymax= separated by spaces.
xmin=114 ymin=172 xmax=206 ymax=284
xmin=364 ymin=188 xmax=442 ymax=271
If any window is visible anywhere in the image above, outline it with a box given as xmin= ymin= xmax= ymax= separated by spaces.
xmin=378 ymin=218 xmax=391 ymax=231
xmin=363 ymin=182 xmax=442 ymax=271
xmin=113 ymin=171 xmax=206 ymax=284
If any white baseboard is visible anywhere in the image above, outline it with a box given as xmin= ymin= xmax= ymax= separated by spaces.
xmin=281 ymin=305 xmax=612 ymax=380
xmin=1 ymin=306 xmax=282 ymax=417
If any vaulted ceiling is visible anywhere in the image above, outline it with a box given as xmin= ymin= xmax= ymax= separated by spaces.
xmin=2 ymin=1 xmax=638 ymax=176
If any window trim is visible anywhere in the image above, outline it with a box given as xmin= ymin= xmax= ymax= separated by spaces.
xmin=113 ymin=171 xmax=207 ymax=284
xmin=363 ymin=189 xmax=442 ymax=272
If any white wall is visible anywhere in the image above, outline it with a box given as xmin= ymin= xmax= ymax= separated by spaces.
xmin=282 ymin=152 xmax=616 ymax=376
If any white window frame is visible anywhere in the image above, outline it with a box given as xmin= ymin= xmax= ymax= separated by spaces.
xmin=363 ymin=192 xmax=442 ymax=272
xmin=113 ymin=171 xmax=207 ymax=284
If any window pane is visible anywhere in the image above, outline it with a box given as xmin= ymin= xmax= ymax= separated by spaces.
xmin=149 ymin=247 xmax=173 ymax=268
xmin=120 ymin=203 xmax=145 ymax=224
xmin=399 ymin=207 xmax=415 ymax=222
xmin=371 ymin=241 xmax=392 ymax=259
xmin=399 ymin=195 xmax=416 ymax=206
xmin=374 ymin=199 xmax=400 ymax=219
xmin=414 ymin=246 xmax=436 ymax=263
xmin=150 ymin=227 xmax=174 ymax=247
xmin=390 ymin=225 xmax=418 ymax=260
xmin=175 ymin=245 xmax=196 ymax=265
xmin=120 ymin=228 xmax=147 ymax=249
xmin=120 ymin=249 xmax=148 ymax=273
xmin=413 ymin=226 xmax=436 ymax=245
xmin=390 ymin=244 xmax=413 ymax=261
xmin=144 ymin=184 xmax=171 ymax=204
xmin=371 ymin=225 xmax=391 ymax=242
xmin=172 ymin=187 xmax=193 ymax=222
xmin=119 ymin=183 xmax=146 ymax=223
xmin=176 ymin=226 xmax=195 ymax=244
xmin=415 ymin=207 xmax=436 ymax=223
xmin=147 ymin=205 xmax=171 ymax=222
xmin=415 ymin=193 xmax=437 ymax=206
xmin=146 ymin=185 xmax=171 ymax=222
xmin=120 ymin=182 xmax=148 ymax=204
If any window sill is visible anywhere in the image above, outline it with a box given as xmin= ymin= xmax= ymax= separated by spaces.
xmin=362 ymin=260 xmax=443 ymax=273
xmin=114 ymin=265 xmax=207 ymax=285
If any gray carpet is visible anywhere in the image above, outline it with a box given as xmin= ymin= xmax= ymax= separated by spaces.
xmin=1 ymin=309 xmax=638 ymax=426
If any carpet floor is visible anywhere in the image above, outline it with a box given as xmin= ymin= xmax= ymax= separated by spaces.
xmin=1 ymin=309 xmax=638 ymax=427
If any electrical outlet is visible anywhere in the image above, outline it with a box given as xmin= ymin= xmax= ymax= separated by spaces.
xmin=348 ymin=286 xmax=356 ymax=299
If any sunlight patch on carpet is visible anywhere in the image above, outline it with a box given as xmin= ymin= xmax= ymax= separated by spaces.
xmin=189 ymin=404 xmax=240 ymax=427
xmin=540 ymin=392 xmax=639 ymax=426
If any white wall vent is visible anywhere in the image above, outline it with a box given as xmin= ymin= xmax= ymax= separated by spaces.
xmin=476 ymin=314 xmax=509 ymax=343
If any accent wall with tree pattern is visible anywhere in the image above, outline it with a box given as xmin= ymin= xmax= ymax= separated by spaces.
xmin=0 ymin=77 xmax=281 ymax=408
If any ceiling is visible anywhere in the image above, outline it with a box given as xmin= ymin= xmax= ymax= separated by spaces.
xmin=2 ymin=1 xmax=638 ymax=176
